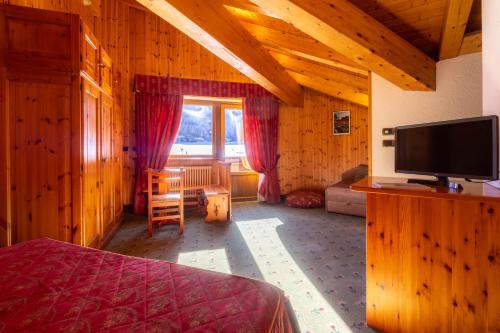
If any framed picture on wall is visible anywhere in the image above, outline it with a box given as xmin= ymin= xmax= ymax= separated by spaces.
xmin=333 ymin=110 xmax=351 ymax=135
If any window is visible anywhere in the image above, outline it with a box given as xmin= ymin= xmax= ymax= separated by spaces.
xmin=224 ymin=107 xmax=246 ymax=157
xmin=171 ymin=97 xmax=245 ymax=159
xmin=171 ymin=103 xmax=213 ymax=156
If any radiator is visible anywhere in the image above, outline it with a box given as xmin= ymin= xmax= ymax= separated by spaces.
xmin=183 ymin=166 xmax=212 ymax=201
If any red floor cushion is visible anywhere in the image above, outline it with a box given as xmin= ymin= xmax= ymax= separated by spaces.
xmin=285 ymin=190 xmax=325 ymax=208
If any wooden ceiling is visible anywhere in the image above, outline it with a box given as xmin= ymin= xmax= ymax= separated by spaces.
xmin=135 ymin=0 xmax=482 ymax=106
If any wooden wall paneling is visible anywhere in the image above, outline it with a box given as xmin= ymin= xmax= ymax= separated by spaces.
xmin=1 ymin=1 xmax=372 ymax=204
xmin=8 ymin=74 xmax=73 ymax=243
xmin=231 ymin=172 xmax=258 ymax=201
xmin=125 ymin=4 xmax=254 ymax=204
xmin=135 ymin=0 xmax=304 ymax=106
xmin=278 ymin=89 xmax=369 ymax=193
xmin=82 ymin=78 xmax=101 ymax=247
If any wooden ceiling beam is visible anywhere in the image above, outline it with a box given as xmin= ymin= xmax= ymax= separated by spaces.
xmin=223 ymin=0 xmax=279 ymax=18
xmin=288 ymin=72 xmax=368 ymax=107
xmin=459 ymin=31 xmax=482 ymax=55
xmin=241 ymin=22 xmax=368 ymax=76
xmin=269 ymin=51 xmax=368 ymax=94
xmin=135 ymin=0 xmax=303 ymax=106
xmin=249 ymin=0 xmax=436 ymax=91
xmin=439 ymin=0 xmax=475 ymax=60
xmin=264 ymin=45 xmax=368 ymax=77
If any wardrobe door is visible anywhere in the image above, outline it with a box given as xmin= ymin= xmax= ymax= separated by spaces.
xmin=2 ymin=5 xmax=80 ymax=74
xmin=111 ymin=69 xmax=123 ymax=220
xmin=99 ymin=47 xmax=112 ymax=95
xmin=81 ymin=24 xmax=99 ymax=83
xmin=100 ymin=93 xmax=114 ymax=236
xmin=112 ymin=93 xmax=124 ymax=220
xmin=9 ymin=75 xmax=73 ymax=243
xmin=82 ymin=78 xmax=101 ymax=247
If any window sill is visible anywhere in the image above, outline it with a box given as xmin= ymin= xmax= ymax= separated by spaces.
xmin=169 ymin=156 xmax=215 ymax=160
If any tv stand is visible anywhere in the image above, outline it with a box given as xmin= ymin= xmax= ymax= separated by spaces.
xmin=351 ymin=176 xmax=500 ymax=332
xmin=407 ymin=176 xmax=463 ymax=190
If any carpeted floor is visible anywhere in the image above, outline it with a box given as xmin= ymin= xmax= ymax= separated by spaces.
xmin=105 ymin=202 xmax=375 ymax=333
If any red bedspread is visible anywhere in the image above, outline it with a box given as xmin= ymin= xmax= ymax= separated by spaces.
xmin=0 ymin=238 xmax=295 ymax=333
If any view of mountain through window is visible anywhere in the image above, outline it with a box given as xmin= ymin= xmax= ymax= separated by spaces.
xmin=171 ymin=104 xmax=213 ymax=156
xmin=225 ymin=108 xmax=245 ymax=157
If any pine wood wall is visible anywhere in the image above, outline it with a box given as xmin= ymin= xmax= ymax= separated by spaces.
xmin=279 ymin=89 xmax=369 ymax=193
xmin=2 ymin=0 xmax=369 ymax=203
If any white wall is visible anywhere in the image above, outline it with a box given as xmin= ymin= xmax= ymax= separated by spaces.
xmin=483 ymin=0 xmax=500 ymax=117
xmin=371 ymin=53 xmax=483 ymax=177
xmin=482 ymin=0 xmax=500 ymax=184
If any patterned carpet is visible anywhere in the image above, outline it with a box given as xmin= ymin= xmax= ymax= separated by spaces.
xmin=105 ymin=202 xmax=376 ymax=333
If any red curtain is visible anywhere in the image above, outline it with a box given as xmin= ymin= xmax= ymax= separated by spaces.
xmin=243 ymin=97 xmax=281 ymax=203
xmin=133 ymin=93 xmax=182 ymax=214
xmin=133 ymin=75 xmax=282 ymax=208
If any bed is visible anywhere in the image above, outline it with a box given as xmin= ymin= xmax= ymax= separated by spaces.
xmin=0 ymin=238 xmax=298 ymax=332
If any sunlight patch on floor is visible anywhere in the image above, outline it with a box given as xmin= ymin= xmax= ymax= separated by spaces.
xmin=235 ymin=217 xmax=353 ymax=333
xmin=177 ymin=248 xmax=232 ymax=274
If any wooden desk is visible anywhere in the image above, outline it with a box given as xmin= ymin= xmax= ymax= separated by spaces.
xmin=201 ymin=185 xmax=230 ymax=223
xmin=352 ymin=177 xmax=500 ymax=333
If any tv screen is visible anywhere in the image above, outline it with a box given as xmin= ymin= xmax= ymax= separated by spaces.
xmin=395 ymin=116 xmax=499 ymax=180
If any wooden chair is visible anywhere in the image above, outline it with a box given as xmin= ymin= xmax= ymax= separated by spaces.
xmin=146 ymin=168 xmax=185 ymax=236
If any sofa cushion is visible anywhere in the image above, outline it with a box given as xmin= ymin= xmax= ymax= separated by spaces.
xmin=285 ymin=190 xmax=325 ymax=208
xmin=325 ymin=187 xmax=366 ymax=204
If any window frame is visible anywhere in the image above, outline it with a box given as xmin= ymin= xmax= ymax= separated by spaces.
xmin=170 ymin=99 xmax=216 ymax=159
xmin=221 ymin=103 xmax=245 ymax=159
xmin=169 ymin=98 xmax=244 ymax=160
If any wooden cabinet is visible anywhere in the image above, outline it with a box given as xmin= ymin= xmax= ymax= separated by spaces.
xmin=100 ymin=93 xmax=114 ymax=237
xmin=81 ymin=78 xmax=101 ymax=247
xmin=81 ymin=24 xmax=100 ymax=82
xmin=353 ymin=177 xmax=500 ymax=333
xmin=10 ymin=78 xmax=73 ymax=243
xmin=0 ymin=5 xmax=123 ymax=248
xmin=99 ymin=48 xmax=113 ymax=95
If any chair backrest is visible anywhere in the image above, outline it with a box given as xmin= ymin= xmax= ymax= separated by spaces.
xmin=147 ymin=168 xmax=185 ymax=196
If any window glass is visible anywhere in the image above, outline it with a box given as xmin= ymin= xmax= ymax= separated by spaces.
xmin=224 ymin=108 xmax=246 ymax=157
xmin=171 ymin=104 xmax=213 ymax=156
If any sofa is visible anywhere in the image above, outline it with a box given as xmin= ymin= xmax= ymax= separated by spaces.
xmin=325 ymin=164 xmax=368 ymax=217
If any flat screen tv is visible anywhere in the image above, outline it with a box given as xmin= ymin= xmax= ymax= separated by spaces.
xmin=395 ymin=116 xmax=499 ymax=184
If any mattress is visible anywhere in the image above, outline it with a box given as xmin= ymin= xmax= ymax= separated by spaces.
xmin=0 ymin=238 xmax=297 ymax=332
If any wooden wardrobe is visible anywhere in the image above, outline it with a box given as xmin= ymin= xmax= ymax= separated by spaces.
xmin=0 ymin=5 xmax=124 ymax=248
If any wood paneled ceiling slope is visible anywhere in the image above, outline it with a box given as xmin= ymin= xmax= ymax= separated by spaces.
xmin=135 ymin=0 xmax=482 ymax=107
